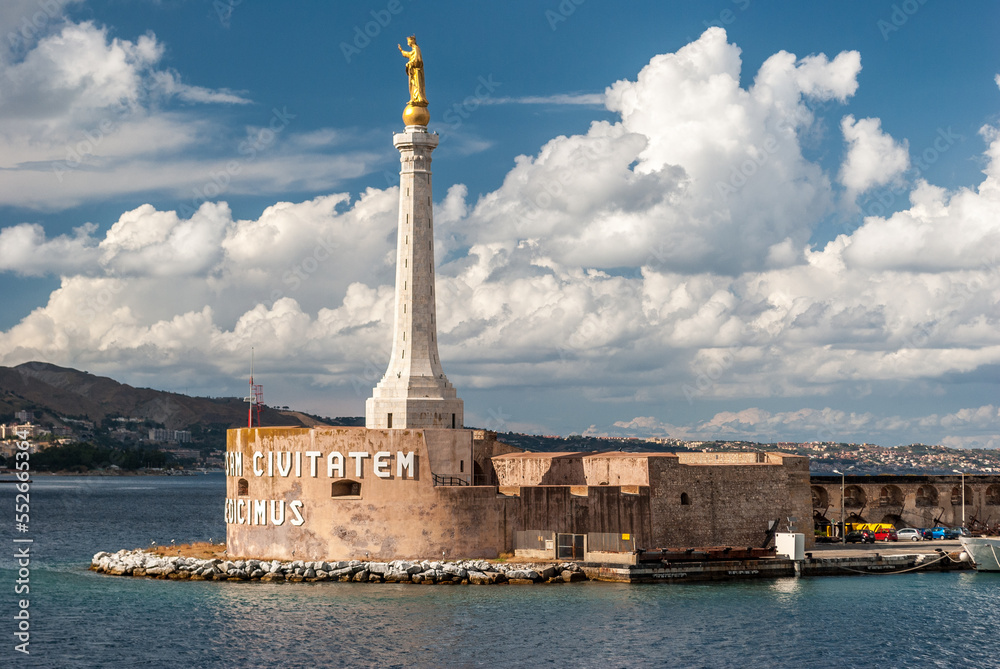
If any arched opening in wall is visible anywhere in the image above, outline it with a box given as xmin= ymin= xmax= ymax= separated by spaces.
xmin=237 ymin=478 xmax=248 ymax=496
xmin=473 ymin=461 xmax=486 ymax=486
xmin=811 ymin=486 xmax=829 ymax=508
xmin=951 ymin=486 xmax=972 ymax=506
xmin=878 ymin=485 xmax=904 ymax=506
xmin=843 ymin=485 xmax=866 ymax=508
xmin=987 ymin=485 xmax=1000 ymax=506
xmin=881 ymin=514 xmax=903 ymax=528
xmin=915 ymin=485 xmax=938 ymax=507
xmin=680 ymin=492 xmax=691 ymax=505
xmin=846 ymin=512 xmax=867 ymax=524
xmin=332 ymin=480 xmax=361 ymax=497
xmin=813 ymin=511 xmax=831 ymax=533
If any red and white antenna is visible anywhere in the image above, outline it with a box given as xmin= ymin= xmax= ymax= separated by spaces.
xmin=245 ymin=347 xmax=264 ymax=428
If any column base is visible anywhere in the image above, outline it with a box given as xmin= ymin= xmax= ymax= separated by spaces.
xmin=366 ymin=397 xmax=464 ymax=429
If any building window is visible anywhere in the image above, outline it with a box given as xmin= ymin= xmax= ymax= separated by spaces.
xmin=387 ymin=413 xmax=393 ymax=429
xmin=332 ymin=480 xmax=361 ymax=497
xmin=451 ymin=413 xmax=456 ymax=429
xmin=237 ymin=478 xmax=248 ymax=496
xmin=680 ymin=492 xmax=690 ymax=505
xmin=460 ymin=460 xmax=464 ymax=473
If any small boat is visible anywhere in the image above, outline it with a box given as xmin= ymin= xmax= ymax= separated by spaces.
xmin=960 ymin=537 xmax=1000 ymax=571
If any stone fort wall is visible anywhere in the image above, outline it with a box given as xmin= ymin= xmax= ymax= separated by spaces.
xmin=225 ymin=427 xmax=813 ymax=560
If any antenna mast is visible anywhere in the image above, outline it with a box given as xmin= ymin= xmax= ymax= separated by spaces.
xmin=245 ymin=348 xmax=264 ymax=428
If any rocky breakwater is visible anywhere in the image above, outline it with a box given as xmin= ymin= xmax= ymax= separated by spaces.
xmin=91 ymin=550 xmax=589 ymax=585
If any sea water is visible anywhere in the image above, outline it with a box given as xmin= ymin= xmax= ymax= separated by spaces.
xmin=2 ymin=475 xmax=999 ymax=668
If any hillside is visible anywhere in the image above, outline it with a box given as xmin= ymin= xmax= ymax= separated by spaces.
xmin=0 ymin=361 xmax=305 ymax=431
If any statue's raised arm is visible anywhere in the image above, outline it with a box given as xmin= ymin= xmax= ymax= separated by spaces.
xmin=398 ymin=35 xmax=427 ymax=106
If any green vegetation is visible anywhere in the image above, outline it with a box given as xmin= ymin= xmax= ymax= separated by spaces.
xmin=30 ymin=443 xmax=168 ymax=472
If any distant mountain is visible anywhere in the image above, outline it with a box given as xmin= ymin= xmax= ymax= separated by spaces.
xmin=0 ymin=361 xmax=309 ymax=430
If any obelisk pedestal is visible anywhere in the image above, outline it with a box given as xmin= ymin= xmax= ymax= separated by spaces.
xmin=365 ymin=125 xmax=463 ymax=429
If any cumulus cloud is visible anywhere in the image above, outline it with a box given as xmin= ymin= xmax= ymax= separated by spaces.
xmin=484 ymin=93 xmax=605 ymax=106
xmin=0 ymin=222 xmax=99 ymax=276
xmin=604 ymin=405 xmax=1000 ymax=448
xmin=839 ymin=124 xmax=1000 ymax=272
xmin=445 ymin=28 xmax=861 ymax=275
xmin=0 ymin=29 xmax=997 ymax=448
xmin=0 ymin=16 xmax=366 ymax=209
xmin=839 ymin=115 xmax=909 ymax=197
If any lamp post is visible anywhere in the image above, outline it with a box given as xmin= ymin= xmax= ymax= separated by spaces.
xmin=953 ymin=469 xmax=965 ymax=528
xmin=833 ymin=469 xmax=845 ymax=544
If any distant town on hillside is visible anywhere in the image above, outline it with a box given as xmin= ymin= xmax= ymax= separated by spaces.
xmin=0 ymin=361 xmax=995 ymax=475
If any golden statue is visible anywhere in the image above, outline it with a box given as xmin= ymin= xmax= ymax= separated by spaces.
xmin=398 ymin=35 xmax=429 ymax=126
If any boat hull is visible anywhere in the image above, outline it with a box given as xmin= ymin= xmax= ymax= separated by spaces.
xmin=960 ymin=537 xmax=1000 ymax=571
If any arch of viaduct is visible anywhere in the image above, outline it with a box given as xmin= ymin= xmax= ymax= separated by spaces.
xmin=810 ymin=475 xmax=1000 ymax=531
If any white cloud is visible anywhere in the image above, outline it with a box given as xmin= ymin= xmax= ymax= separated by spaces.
xmin=839 ymin=114 xmax=909 ymax=197
xmin=0 ymin=221 xmax=99 ymax=276
xmin=0 ymin=29 xmax=997 ymax=448
xmin=839 ymin=124 xmax=1000 ymax=272
xmin=148 ymin=70 xmax=251 ymax=105
xmin=0 ymin=17 xmax=366 ymax=209
xmin=485 ymin=93 xmax=605 ymax=106
xmin=604 ymin=405 xmax=1000 ymax=448
xmin=443 ymin=28 xmax=861 ymax=275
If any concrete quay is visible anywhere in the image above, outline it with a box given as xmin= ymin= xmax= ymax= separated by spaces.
xmin=582 ymin=540 xmax=971 ymax=583
xmin=91 ymin=540 xmax=971 ymax=586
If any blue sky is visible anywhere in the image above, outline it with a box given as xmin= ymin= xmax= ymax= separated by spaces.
xmin=0 ymin=0 xmax=998 ymax=447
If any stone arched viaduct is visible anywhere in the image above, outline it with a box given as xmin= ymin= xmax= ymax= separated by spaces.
xmin=810 ymin=474 xmax=1000 ymax=531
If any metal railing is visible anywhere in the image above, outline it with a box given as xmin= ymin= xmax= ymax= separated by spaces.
xmin=432 ymin=473 xmax=468 ymax=486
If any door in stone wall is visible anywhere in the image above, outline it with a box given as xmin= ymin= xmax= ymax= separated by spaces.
xmin=557 ymin=533 xmax=585 ymax=560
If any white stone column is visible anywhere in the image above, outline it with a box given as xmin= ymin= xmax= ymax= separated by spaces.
xmin=366 ymin=126 xmax=463 ymax=429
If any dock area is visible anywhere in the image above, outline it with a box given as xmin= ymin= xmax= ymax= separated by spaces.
xmin=92 ymin=540 xmax=975 ymax=586
xmin=582 ymin=540 xmax=972 ymax=583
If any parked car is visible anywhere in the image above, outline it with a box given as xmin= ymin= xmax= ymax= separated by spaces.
xmin=945 ymin=527 xmax=971 ymax=539
xmin=874 ymin=528 xmax=897 ymax=542
xmin=897 ymin=528 xmax=923 ymax=541
xmin=845 ymin=529 xmax=876 ymax=544
xmin=927 ymin=526 xmax=949 ymax=540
